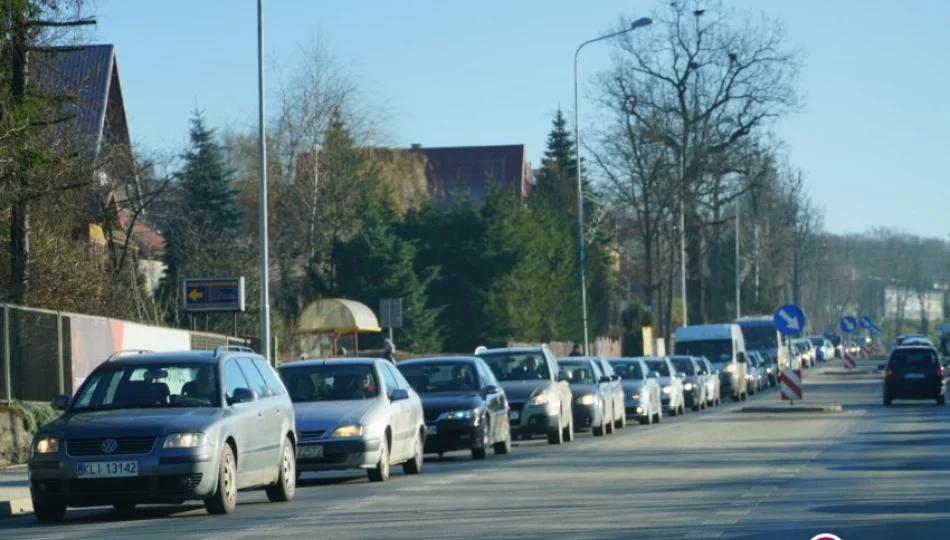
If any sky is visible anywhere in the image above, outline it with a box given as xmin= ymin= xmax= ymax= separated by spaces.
xmin=92 ymin=0 xmax=950 ymax=239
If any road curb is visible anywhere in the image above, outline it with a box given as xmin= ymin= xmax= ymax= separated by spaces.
xmin=734 ymin=404 xmax=844 ymax=413
xmin=822 ymin=370 xmax=875 ymax=376
xmin=0 ymin=496 xmax=31 ymax=518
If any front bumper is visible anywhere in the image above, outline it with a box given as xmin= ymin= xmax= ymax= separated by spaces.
xmin=571 ymin=402 xmax=602 ymax=430
xmin=623 ymin=398 xmax=649 ymax=420
xmin=28 ymin=452 xmax=218 ymax=507
xmin=423 ymin=419 xmax=486 ymax=454
xmin=508 ymin=402 xmax=559 ymax=436
xmin=884 ymin=381 xmax=945 ymax=400
xmin=296 ymin=437 xmax=383 ymax=472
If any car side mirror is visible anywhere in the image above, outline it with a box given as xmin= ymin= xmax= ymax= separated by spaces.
xmin=598 ymin=375 xmax=611 ymax=384
xmin=557 ymin=372 xmax=570 ymax=382
xmin=649 ymin=371 xmax=659 ymax=378
xmin=230 ymin=388 xmax=257 ymax=405
xmin=483 ymin=385 xmax=501 ymax=395
xmin=50 ymin=394 xmax=69 ymax=410
xmin=390 ymin=388 xmax=410 ymax=401
xmin=677 ymin=372 xmax=687 ymax=379
xmin=737 ymin=352 xmax=747 ymax=363
xmin=610 ymin=374 xmax=621 ymax=382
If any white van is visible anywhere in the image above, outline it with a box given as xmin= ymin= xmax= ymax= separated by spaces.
xmin=673 ymin=324 xmax=749 ymax=402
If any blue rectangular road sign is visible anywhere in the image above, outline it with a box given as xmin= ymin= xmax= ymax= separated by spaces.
xmin=183 ymin=277 xmax=246 ymax=313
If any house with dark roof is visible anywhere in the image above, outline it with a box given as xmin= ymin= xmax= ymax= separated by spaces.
xmin=30 ymin=44 xmax=165 ymax=292
xmin=407 ymin=144 xmax=534 ymax=209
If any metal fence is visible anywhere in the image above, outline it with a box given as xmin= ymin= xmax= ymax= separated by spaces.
xmin=0 ymin=303 xmax=250 ymax=403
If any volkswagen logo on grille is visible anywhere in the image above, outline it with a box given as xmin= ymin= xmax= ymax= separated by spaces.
xmin=101 ymin=439 xmax=118 ymax=454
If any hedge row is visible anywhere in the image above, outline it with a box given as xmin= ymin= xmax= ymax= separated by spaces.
xmin=8 ymin=401 xmax=61 ymax=435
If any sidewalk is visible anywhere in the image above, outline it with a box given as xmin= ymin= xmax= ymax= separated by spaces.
xmin=0 ymin=465 xmax=30 ymax=518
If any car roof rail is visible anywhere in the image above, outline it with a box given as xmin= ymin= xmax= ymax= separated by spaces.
xmin=213 ymin=345 xmax=256 ymax=357
xmin=107 ymin=349 xmax=154 ymax=361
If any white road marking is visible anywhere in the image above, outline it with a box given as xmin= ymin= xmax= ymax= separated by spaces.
xmin=702 ymin=519 xmax=738 ymax=526
xmin=717 ymin=509 xmax=751 ymax=516
xmin=684 ymin=531 xmax=724 ymax=538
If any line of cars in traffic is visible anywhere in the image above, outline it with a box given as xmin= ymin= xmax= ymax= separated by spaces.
xmin=24 ymin=340 xmax=788 ymax=523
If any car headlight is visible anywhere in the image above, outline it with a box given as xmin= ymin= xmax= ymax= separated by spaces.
xmin=723 ymin=364 xmax=735 ymax=373
xmin=629 ymin=392 xmax=641 ymax=400
xmin=662 ymin=386 xmax=672 ymax=394
xmin=330 ymin=424 xmax=363 ymax=438
xmin=576 ymin=394 xmax=595 ymax=405
xmin=163 ymin=433 xmax=207 ymax=449
xmin=529 ymin=393 xmax=550 ymax=406
xmin=439 ymin=409 xmax=478 ymax=420
xmin=33 ymin=437 xmax=58 ymax=454
xmin=683 ymin=383 xmax=694 ymax=391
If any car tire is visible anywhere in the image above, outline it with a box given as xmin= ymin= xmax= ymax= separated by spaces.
xmin=265 ymin=437 xmax=296 ymax=503
xmin=605 ymin=413 xmax=615 ymax=435
xmin=403 ymin=431 xmax=425 ymax=474
xmin=205 ymin=444 xmax=238 ymax=515
xmin=32 ymin=495 xmax=66 ymax=523
xmin=678 ymin=403 xmax=686 ymax=415
xmin=493 ymin=429 xmax=511 ymax=455
xmin=367 ymin=435 xmax=391 ymax=482
xmin=547 ymin=414 xmax=564 ymax=444
xmin=563 ymin=415 xmax=575 ymax=442
xmin=615 ymin=408 xmax=626 ymax=429
xmin=472 ymin=427 xmax=489 ymax=460
xmin=640 ymin=412 xmax=652 ymax=425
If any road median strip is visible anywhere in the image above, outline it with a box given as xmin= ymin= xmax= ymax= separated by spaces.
xmin=734 ymin=404 xmax=844 ymax=413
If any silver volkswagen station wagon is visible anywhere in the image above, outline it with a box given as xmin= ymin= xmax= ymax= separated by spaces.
xmin=27 ymin=346 xmax=297 ymax=522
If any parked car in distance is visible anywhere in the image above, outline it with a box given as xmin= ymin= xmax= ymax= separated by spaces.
xmin=396 ymin=356 xmax=512 ymax=459
xmin=674 ymin=324 xmax=749 ymax=402
xmin=642 ymin=357 xmax=686 ymax=416
xmin=591 ymin=357 xmax=627 ymax=431
xmin=476 ymin=346 xmax=574 ymax=445
xmin=608 ymin=357 xmax=662 ymax=424
xmin=28 ymin=347 xmax=297 ymax=523
xmin=278 ymin=357 xmax=426 ymax=482
xmin=556 ymin=357 xmax=622 ymax=436
xmin=669 ymin=355 xmax=708 ymax=411
xmin=881 ymin=345 xmax=946 ymax=406
xmin=693 ymin=356 xmax=721 ymax=406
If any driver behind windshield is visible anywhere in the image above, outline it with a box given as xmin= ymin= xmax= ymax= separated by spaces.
xmin=522 ymin=356 xmax=544 ymax=379
xmin=183 ymin=367 xmax=216 ymax=403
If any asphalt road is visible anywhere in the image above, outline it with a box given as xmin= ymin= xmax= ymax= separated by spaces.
xmin=2 ymin=366 xmax=947 ymax=539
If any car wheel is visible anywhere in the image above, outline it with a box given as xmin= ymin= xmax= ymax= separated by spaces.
xmin=605 ymin=412 xmax=615 ymax=434
xmin=493 ymin=428 xmax=511 ymax=455
xmin=563 ymin=415 xmax=575 ymax=442
xmin=205 ymin=444 xmax=237 ymax=515
xmin=640 ymin=412 xmax=652 ymax=425
xmin=403 ymin=431 xmax=425 ymax=474
xmin=615 ymin=407 xmax=626 ymax=429
xmin=265 ymin=437 xmax=296 ymax=503
xmin=472 ymin=427 xmax=489 ymax=460
xmin=546 ymin=413 xmax=564 ymax=444
xmin=593 ymin=414 xmax=606 ymax=436
xmin=32 ymin=495 xmax=66 ymax=523
xmin=367 ymin=435 xmax=391 ymax=482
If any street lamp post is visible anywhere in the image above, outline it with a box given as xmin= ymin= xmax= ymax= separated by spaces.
xmin=574 ymin=16 xmax=652 ymax=355
xmin=257 ymin=0 xmax=272 ymax=364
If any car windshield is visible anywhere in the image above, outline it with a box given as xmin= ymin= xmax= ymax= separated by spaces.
xmin=674 ymin=340 xmax=733 ymax=363
xmin=670 ymin=357 xmax=696 ymax=375
xmin=809 ymin=337 xmax=824 ymax=346
xmin=71 ymin=363 xmax=220 ymax=411
xmin=738 ymin=324 xmax=778 ymax=350
xmin=645 ymin=360 xmax=671 ymax=377
xmin=398 ymin=362 xmax=479 ymax=392
xmin=279 ymin=364 xmax=379 ymax=402
xmin=610 ymin=361 xmax=644 ymax=380
xmin=479 ymin=352 xmax=550 ymax=381
xmin=558 ymin=362 xmax=595 ymax=384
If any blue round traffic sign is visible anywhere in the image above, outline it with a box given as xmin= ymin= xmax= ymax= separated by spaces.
xmin=773 ymin=303 xmax=806 ymax=336
xmin=840 ymin=316 xmax=858 ymax=334
xmin=870 ymin=324 xmax=881 ymax=337
xmin=859 ymin=316 xmax=872 ymax=329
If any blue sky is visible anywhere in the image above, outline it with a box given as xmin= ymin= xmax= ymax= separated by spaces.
xmin=94 ymin=0 xmax=950 ymax=238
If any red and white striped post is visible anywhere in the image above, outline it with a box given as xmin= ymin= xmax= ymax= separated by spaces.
xmin=780 ymin=369 xmax=802 ymax=405
xmin=844 ymin=351 xmax=857 ymax=369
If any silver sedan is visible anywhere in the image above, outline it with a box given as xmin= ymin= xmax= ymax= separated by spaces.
xmin=278 ymin=358 xmax=426 ymax=482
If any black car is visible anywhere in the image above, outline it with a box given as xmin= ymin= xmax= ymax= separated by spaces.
xmin=881 ymin=345 xmax=946 ymax=406
xmin=397 ymin=356 xmax=512 ymax=459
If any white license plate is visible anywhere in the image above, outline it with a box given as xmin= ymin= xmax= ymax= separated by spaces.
xmin=426 ymin=424 xmax=438 ymax=436
xmin=297 ymin=445 xmax=324 ymax=458
xmin=905 ymin=373 xmax=925 ymax=379
xmin=76 ymin=461 xmax=138 ymax=478
xmin=509 ymin=410 xmax=520 ymax=421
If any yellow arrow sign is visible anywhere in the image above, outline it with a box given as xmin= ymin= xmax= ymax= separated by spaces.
xmin=188 ymin=289 xmax=204 ymax=302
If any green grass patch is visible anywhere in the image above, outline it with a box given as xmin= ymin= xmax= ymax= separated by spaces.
xmin=8 ymin=400 xmax=61 ymax=435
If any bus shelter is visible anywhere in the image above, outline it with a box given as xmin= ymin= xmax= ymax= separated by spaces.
xmin=297 ymin=298 xmax=381 ymax=358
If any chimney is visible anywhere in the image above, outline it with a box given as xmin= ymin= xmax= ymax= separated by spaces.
xmin=410 ymin=143 xmax=422 ymax=150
